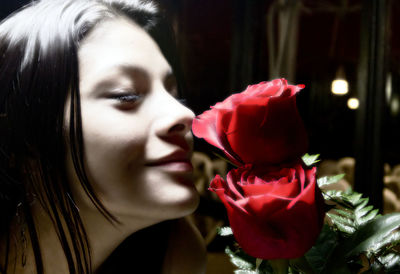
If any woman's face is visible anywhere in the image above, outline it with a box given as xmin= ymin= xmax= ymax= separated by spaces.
xmin=66 ymin=18 xmax=198 ymax=222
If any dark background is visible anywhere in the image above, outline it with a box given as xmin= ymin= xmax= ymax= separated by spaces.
xmin=158 ymin=0 xmax=400 ymax=210
xmin=1 ymin=0 xmax=399 ymax=209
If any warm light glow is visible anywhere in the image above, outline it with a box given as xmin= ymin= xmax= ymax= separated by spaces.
xmin=386 ymin=74 xmax=392 ymax=103
xmin=331 ymin=79 xmax=349 ymax=95
xmin=391 ymin=95 xmax=399 ymax=116
xmin=347 ymin=98 xmax=359 ymax=109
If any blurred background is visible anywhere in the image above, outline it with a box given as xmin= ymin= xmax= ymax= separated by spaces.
xmin=155 ymin=0 xmax=400 ymax=272
xmin=2 ymin=0 xmax=400 ymax=273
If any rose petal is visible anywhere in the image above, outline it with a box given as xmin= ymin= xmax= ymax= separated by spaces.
xmin=213 ymin=164 xmax=325 ymax=260
xmin=225 ymin=170 xmax=245 ymax=200
xmin=193 ymin=79 xmax=307 ymax=165
xmin=192 ymin=110 xmax=225 ymax=151
xmin=288 ymin=167 xmax=317 ymax=208
xmin=244 ymin=193 xmax=292 ymax=219
xmin=193 ymin=109 xmax=242 ymax=165
xmin=224 ymin=94 xmax=308 ymax=165
xmin=240 ymin=178 xmax=300 ymax=198
xmin=227 ymin=195 xmax=304 ymax=259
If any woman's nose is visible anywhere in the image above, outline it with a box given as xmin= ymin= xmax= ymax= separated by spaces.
xmin=155 ymin=94 xmax=195 ymax=139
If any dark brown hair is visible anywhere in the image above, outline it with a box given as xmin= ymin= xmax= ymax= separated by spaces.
xmin=0 ymin=0 xmax=176 ymax=272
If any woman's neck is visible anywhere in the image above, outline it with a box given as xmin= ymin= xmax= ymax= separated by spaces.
xmin=16 ymin=200 xmax=206 ymax=273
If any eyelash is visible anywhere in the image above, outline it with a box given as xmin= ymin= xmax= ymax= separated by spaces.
xmin=109 ymin=93 xmax=187 ymax=109
xmin=110 ymin=93 xmax=141 ymax=103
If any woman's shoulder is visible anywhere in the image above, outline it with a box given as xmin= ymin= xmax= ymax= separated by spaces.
xmin=162 ymin=217 xmax=207 ymax=274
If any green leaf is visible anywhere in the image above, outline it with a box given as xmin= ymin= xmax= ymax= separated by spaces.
xmin=334 ymin=208 xmax=353 ymax=219
xmin=225 ymin=246 xmax=255 ymax=270
xmin=234 ymin=271 xmax=258 ymax=274
xmin=230 ymin=255 xmax=255 ymax=270
xmin=302 ymin=153 xmax=320 ymax=166
xmin=346 ymin=213 xmax=400 ymax=257
xmin=353 ymin=201 xmax=375 ymax=227
xmin=317 ymin=174 xmax=345 ymax=187
xmin=372 ymin=230 xmax=400 ymax=254
xmin=327 ymin=213 xmax=355 ymax=233
xmin=225 ymin=245 xmax=236 ymax=256
xmin=335 ymin=222 xmax=355 ymax=234
xmin=345 ymin=193 xmax=363 ymax=205
xmin=355 ymin=205 xmax=373 ymax=219
xmin=304 ymin=225 xmax=338 ymax=273
xmin=379 ymin=252 xmax=400 ymax=270
xmin=354 ymin=204 xmax=378 ymax=227
xmin=355 ymin=198 xmax=369 ymax=209
xmin=217 ymin=226 xmax=233 ymax=236
xmin=359 ymin=209 xmax=379 ymax=224
xmin=323 ymin=190 xmax=342 ymax=200
xmin=255 ymin=258 xmax=263 ymax=270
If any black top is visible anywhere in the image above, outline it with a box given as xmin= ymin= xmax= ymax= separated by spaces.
xmin=95 ymin=220 xmax=172 ymax=274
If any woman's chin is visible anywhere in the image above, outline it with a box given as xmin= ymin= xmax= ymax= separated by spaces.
xmin=174 ymin=188 xmax=200 ymax=216
xmin=154 ymin=184 xmax=200 ymax=219
xmin=102 ymin=184 xmax=200 ymax=222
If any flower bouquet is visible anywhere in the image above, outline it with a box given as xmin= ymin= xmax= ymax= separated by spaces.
xmin=192 ymin=79 xmax=400 ymax=273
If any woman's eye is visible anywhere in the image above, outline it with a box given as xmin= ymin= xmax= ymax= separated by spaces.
xmin=115 ymin=94 xmax=140 ymax=102
xmin=107 ymin=92 xmax=142 ymax=110
xmin=109 ymin=93 xmax=141 ymax=103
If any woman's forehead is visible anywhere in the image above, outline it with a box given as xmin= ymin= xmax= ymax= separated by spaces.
xmin=78 ymin=18 xmax=171 ymax=92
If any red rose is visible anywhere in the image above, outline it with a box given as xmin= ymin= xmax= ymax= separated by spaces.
xmin=192 ymin=79 xmax=308 ymax=166
xmin=209 ymin=163 xmax=325 ymax=259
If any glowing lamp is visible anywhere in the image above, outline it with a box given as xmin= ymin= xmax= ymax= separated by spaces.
xmin=347 ymin=98 xmax=359 ymax=109
xmin=331 ymin=79 xmax=349 ymax=95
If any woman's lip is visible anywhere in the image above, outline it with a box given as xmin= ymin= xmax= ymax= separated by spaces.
xmin=145 ymin=150 xmax=192 ymax=167
xmin=145 ymin=160 xmax=193 ymax=172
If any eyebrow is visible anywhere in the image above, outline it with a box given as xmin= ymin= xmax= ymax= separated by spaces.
xmin=88 ymin=64 xmax=175 ymax=97
xmin=90 ymin=65 xmax=148 ymax=94
xmin=118 ymin=64 xmax=174 ymax=79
